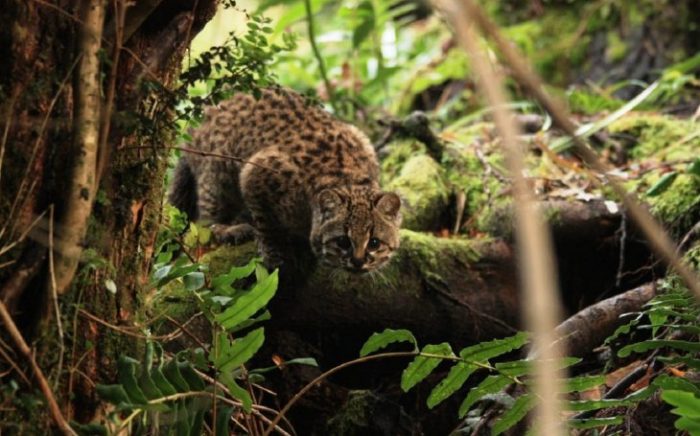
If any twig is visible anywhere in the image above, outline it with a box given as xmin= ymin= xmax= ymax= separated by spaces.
xmin=438 ymin=1 xmax=566 ymax=434
xmin=53 ymin=0 xmax=106 ymax=295
xmin=47 ymin=205 xmax=66 ymax=391
xmin=615 ymin=210 xmax=628 ymax=289
xmin=0 ymin=338 xmax=32 ymax=386
xmin=94 ymin=0 xmax=126 ymax=192
xmin=303 ymin=0 xmax=337 ymax=113
xmin=262 ymin=351 xmax=418 ymax=436
xmin=0 ymin=300 xmax=76 ymax=435
xmin=463 ymin=0 xmax=700 ymax=299
xmin=121 ymin=145 xmax=281 ymax=174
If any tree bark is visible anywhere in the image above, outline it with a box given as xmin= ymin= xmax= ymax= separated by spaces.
xmin=0 ymin=0 xmax=217 ymax=427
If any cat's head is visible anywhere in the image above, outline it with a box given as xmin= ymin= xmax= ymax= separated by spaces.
xmin=310 ymin=188 xmax=401 ymax=272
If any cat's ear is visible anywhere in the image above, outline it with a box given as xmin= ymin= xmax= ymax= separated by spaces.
xmin=374 ymin=192 xmax=401 ymax=219
xmin=317 ymin=189 xmax=344 ymax=218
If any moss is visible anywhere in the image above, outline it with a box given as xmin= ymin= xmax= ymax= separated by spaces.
xmin=397 ymin=229 xmax=478 ymax=272
xmin=380 ymin=139 xmax=427 ymax=184
xmin=606 ymin=32 xmax=628 ymax=62
xmin=608 ymin=113 xmax=698 ymax=159
xmin=644 ymin=174 xmax=700 ymax=233
xmin=386 ymin=154 xmax=450 ymax=231
xmin=203 ymin=242 xmax=258 ymax=276
xmin=326 ymin=390 xmax=374 ymax=434
xmin=439 ymin=129 xmax=511 ymax=235
xmin=567 ymin=88 xmax=624 ymax=115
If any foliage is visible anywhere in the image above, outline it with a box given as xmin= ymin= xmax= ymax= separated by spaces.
xmin=91 ymin=207 xmax=315 ymax=434
xmin=359 ymin=261 xmax=700 ymax=434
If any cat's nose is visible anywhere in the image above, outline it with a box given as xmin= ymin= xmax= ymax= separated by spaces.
xmin=350 ymin=257 xmax=364 ymax=268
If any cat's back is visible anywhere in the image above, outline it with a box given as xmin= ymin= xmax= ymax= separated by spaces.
xmin=192 ymin=87 xmax=335 ymax=159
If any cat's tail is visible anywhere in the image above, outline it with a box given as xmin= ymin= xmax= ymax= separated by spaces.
xmin=168 ymin=159 xmax=199 ymax=220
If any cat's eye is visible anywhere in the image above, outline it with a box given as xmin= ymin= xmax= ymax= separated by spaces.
xmin=367 ymin=237 xmax=381 ymax=251
xmin=335 ymin=236 xmax=352 ymax=250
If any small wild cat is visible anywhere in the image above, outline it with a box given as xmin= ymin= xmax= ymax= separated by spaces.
xmin=169 ymin=87 xmax=401 ymax=274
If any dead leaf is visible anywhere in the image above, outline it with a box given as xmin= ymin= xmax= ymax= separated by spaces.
xmin=605 ymin=360 xmax=643 ymax=388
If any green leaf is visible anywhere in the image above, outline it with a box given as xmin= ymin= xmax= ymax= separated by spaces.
xmin=220 ymin=371 xmax=253 ymax=412
xmin=215 ymin=328 xmax=265 ymax=372
xmin=662 ymin=389 xmax=700 ymax=433
xmin=212 ymin=261 xmax=258 ymax=290
xmin=70 ymin=421 xmax=108 ymax=436
xmin=459 ymin=375 xmax=512 ymax=417
xmin=215 ymin=270 xmax=278 ymax=330
xmin=401 ymin=343 xmax=453 ymax=392
xmin=492 ymin=393 xmax=536 ymax=435
xmin=95 ymin=384 xmax=130 ymax=405
xmin=550 ymin=80 xmax=660 ymax=153
xmin=496 ymin=357 xmax=581 ymax=377
xmin=184 ymin=272 xmax=205 ymax=291
xmin=190 ymin=410 xmax=205 ymax=436
xmin=177 ymin=361 xmax=206 ymax=391
xmin=163 ymin=358 xmax=190 ymax=392
xmin=618 ymin=339 xmax=700 ymax=358
xmin=568 ymin=416 xmax=624 ymax=429
xmin=360 ymin=328 xmax=418 ymax=357
xmin=150 ymin=366 xmax=178 ymax=396
xmin=564 ymin=375 xmax=605 ymax=393
xmin=138 ymin=368 xmax=164 ymax=400
xmin=215 ymin=405 xmax=234 ymax=436
xmin=688 ymin=158 xmax=700 ymax=177
xmin=227 ymin=310 xmax=272 ymax=334
xmin=118 ymin=355 xmax=149 ymax=405
xmin=352 ymin=1 xmax=375 ymax=49
xmin=645 ymin=171 xmax=678 ymax=196
xmin=427 ymin=362 xmax=478 ymax=409
xmin=653 ymin=374 xmax=700 ymax=396
xmin=657 ymin=356 xmax=700 ymax=370
xmin=461 ymin=332 xmax=529 ymax=362
xmin=567 ymin=386 xmax=654 ymax=412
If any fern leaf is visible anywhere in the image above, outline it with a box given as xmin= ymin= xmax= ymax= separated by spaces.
xmin=360 ymin=328 xmax=418 ymax=357
xmin=401 ymin=343 xmax=453 ymax=392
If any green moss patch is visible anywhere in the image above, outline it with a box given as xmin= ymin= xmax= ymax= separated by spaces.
xmin=387 ymin=154 xmax=450 ymax=231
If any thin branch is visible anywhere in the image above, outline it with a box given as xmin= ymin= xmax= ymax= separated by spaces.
xmin=303 ymin=0 xmax=337 ymax=112
xmin=262 ymin=351 xmax=418 ymax=436
xmin=122 ymin=145 xmax=281 ymax=173
xmin=94 ymin=0 xmax=126 ymax=192
xmin=0 ymin=300 xmax=76 ymax=435
xmin=54 ymin=0 xmax=106 ymax=295
xmin=47 ymin=205 xmax=66 ymax=390
xmin=438 ymin=1 xmax=566 ymax=434
xmin=0 ymin=338 xmax=32 ymax=386
xmin=463 ymin=0 xmax=700 ymax=299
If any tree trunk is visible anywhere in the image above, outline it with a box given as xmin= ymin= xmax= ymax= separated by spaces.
xmin=0 ymin=0 xmax=217 ymax=428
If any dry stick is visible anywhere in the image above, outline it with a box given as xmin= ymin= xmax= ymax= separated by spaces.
xmin=262 ymin=351 xmax=418 ymax=436
xmin=123 ymin=145 xmax=282 ymax=173
xmin=0 ymin=337 xmax=32 ymax=386
xmin=438 ymin=0 xmax=566 ymax=434
xmin=463 ymin=0 xmax=700 ymax=299
xmin=47 ymin=205 xmax=66 ymax=391
xmin=94 ymin=0 xmax=125 ymax=192
xmin=0 ymin=301 xmax=76 ymax=435
xmin=54 ymin=0 xmax=106 ymax=295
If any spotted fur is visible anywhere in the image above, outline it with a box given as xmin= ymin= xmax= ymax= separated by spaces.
xmin=169 ymin=87 xmax=401 ymax=273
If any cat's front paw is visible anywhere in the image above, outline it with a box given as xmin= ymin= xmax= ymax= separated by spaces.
xmin=210 ymin=223 xmax=256 ymax=245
